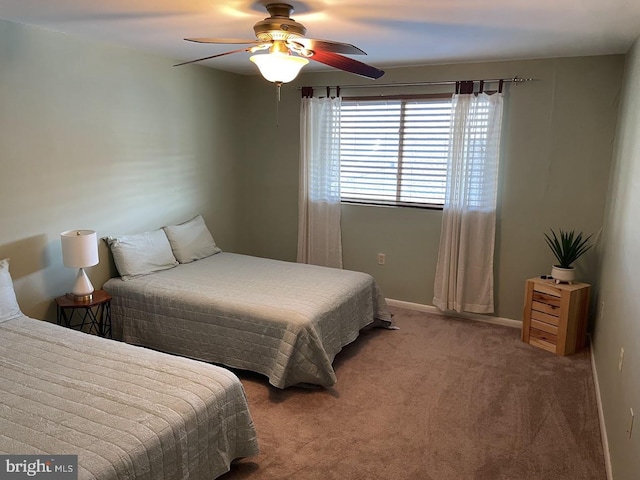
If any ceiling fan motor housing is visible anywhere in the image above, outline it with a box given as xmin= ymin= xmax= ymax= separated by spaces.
xmin=253 ymin=3 xmax=306 ymax=41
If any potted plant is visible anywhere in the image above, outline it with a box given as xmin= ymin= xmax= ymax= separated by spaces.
xmin=544 ymin=229 xmax=593 ymax=283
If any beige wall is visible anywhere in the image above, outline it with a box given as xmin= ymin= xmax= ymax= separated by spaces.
xmin=0 ymin=19 xmax=244 ymax=320
xmin=238 ymin=55 xmax=623 ymax=320
xmin=594 ymin=36 xmax=640 ymax=480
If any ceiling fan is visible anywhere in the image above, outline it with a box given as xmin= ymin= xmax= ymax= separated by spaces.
xmin=174 ymin=2 xmax=384 ymax=83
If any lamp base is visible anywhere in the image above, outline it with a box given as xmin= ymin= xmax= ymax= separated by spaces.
xmin=67 ymin=292 xmax=93 ymax=302
xmin=70 ymin=267 xmax=95 ymax=302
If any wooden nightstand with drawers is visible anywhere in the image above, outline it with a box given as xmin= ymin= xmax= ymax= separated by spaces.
xmin=522 ymin=277 xmax=591 ymax=356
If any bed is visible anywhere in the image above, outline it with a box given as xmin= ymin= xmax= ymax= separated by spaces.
xmin=103 ymin=219 xmax=392 ymax=389
xmin=0 ymin=259 xmax=259 ymax=480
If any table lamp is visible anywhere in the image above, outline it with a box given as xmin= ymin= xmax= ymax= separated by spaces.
xmin=61 ymin=229 xmax=99 ymax=301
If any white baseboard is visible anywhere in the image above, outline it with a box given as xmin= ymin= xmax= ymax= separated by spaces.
xmin=589 ymin=335 xmax=613 ymax=480
xmin=385 ymin=298 xmax=521 ymax=329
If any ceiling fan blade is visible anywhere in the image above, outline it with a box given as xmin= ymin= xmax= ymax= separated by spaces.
xmin=173 ymin=47 xmax=251 ymax=67
xmin=292 ymin=38 xmax=366 ymax=56
xmin=185 ymin=37 xmax=263 ymax=45
xmin=310 ymin=51 xmax=384 ymax=80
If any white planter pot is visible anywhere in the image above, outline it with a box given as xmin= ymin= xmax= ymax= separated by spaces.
xmin=551 ymin=265 xmax=576 ymax=284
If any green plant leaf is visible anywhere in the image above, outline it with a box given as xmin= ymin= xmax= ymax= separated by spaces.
xmin=545 ymin=229 xmax=593 ymax=268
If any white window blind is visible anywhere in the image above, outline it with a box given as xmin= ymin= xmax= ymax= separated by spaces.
xmin=340 ymin=97 xmax=452 ymax=208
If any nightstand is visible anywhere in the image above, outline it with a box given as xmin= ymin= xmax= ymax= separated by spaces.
xmin=55 ymin=289 xmax=112 ymax=338
xmin=521 ymin=277 xmax=590 ymax=355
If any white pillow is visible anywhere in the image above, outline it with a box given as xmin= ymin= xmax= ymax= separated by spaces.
xmin=163 ymin=215 xmax=221 ymax=264
xmin=0 ymin=258 xmax=23 ymax=322
xmin=106 ymin=229 xmax=178 ymax=280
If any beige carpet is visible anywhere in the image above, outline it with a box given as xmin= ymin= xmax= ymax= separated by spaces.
xmin=220 ymin=307 xmax=606 ymax=480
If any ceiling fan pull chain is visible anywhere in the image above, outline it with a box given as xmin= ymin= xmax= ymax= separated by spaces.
xmin=275 ymin=81 xmax=282 ymax=127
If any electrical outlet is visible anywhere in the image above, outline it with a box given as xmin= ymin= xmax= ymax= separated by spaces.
xmin=619 ymin=347 xmax=625 ymax=372
xmin=377 ymin=253 xmax=385 ymax=265
xmin=629 ymin=408 xmax=634 ymax=439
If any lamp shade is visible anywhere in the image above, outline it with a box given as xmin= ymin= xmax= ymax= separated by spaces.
xmin=61 ymin=230 xmax=99 ymax=268
xmin=250 ymin=52 xmax=309 ymax=83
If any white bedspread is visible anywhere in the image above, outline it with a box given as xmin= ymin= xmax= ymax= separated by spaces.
xmin=0 ymin=315 xmax=259 ymax=480
xmin=104 ymin=253 xmax=392 ymax=388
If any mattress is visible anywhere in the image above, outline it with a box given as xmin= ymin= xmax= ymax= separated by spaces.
xmin=104 ymin=253 xmax=392 ymax=388
xmin=0 ymin=315 xmax=259 ymax=480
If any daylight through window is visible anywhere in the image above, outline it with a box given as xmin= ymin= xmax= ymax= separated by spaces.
xmin=340 ymin=96 xmax=452 ymax=208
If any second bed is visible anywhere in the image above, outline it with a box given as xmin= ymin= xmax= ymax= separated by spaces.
xmin=104 ymin=252 xmax=392 ymax=389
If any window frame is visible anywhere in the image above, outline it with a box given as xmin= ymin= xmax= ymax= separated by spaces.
xmin=339 ymin=93 xmax=453 ymax=210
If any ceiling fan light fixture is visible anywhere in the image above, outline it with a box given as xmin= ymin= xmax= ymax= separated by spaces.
xmin=250 ymin=52 xmax=309 ymax=83
xmin=178 ymin=2 xmax=383 ymax=80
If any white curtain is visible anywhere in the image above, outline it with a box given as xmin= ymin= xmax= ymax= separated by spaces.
xmin=433 ymin=92 xmax=504 ymax=314
xmin=297 ymin=95 xmax=343 ymax=268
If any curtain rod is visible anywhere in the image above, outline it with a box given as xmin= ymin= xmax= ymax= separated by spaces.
xmin=299 ymin=75 xmax=535 ymax=90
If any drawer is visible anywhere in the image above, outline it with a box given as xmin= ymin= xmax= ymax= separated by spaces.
xmin=529 ymin=327 xmax=557 ymax=346
xmin=531 ymin=309 xmax=560 ymax=326
xmin=532 ymin=291 xmax=561 ymax=308
xmin=533 ymin=283 xmax=562 ymax=298
xmin=528 ymin=337 xmax=556 ymax=354
xmin=531 ymin=299 xmax=561 ymax=317
xmin=531 ymin=319 xmax=558 ymax=336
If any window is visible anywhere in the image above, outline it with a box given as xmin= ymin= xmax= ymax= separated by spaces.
xmin=340 ymin=96 xmax=452 ymax=208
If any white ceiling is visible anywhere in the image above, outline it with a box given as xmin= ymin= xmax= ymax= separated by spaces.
xmin=1 ymin=0 xmax=640 ymax=77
